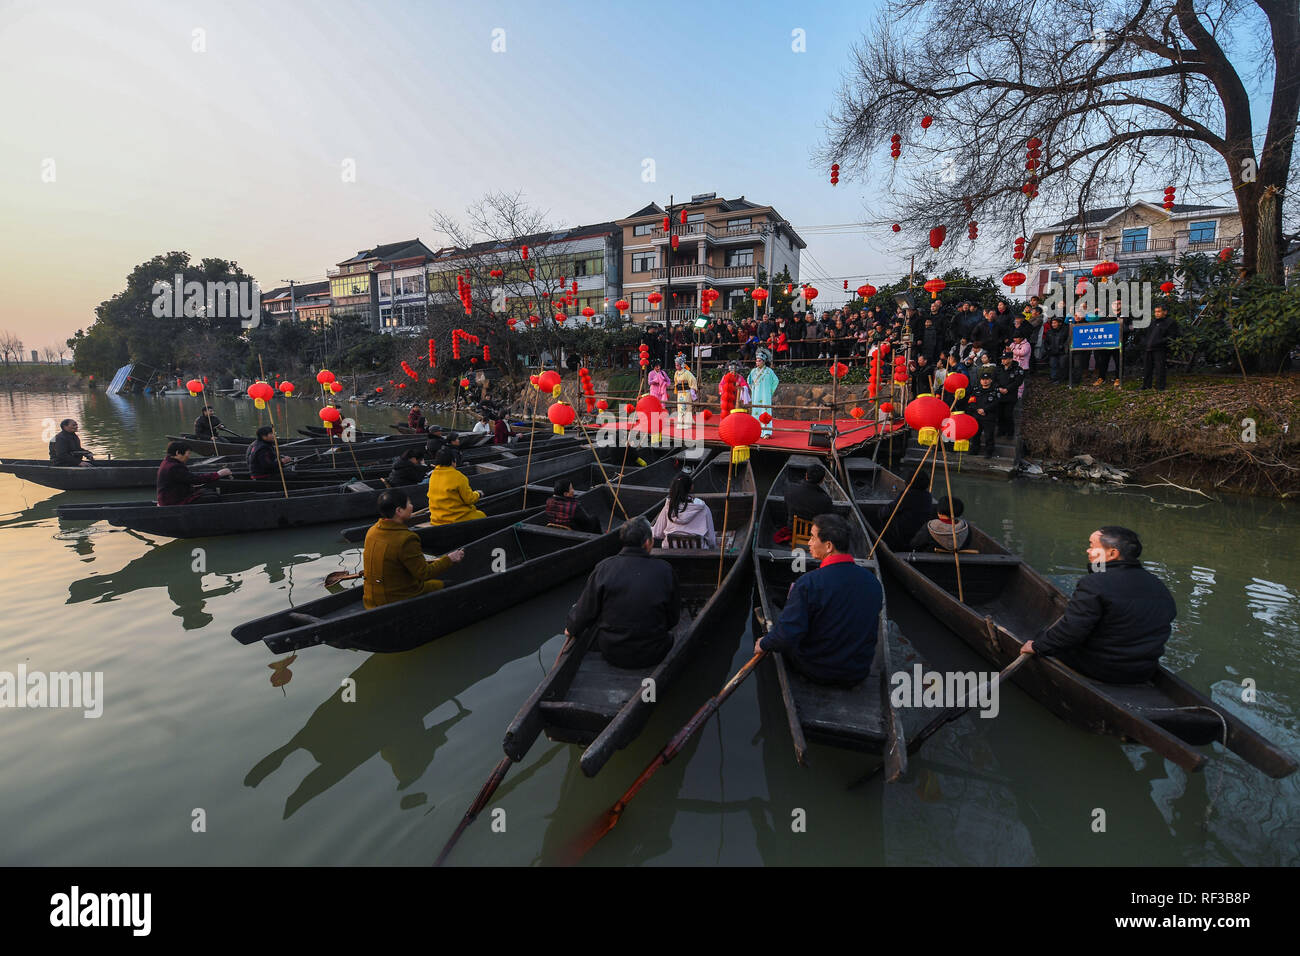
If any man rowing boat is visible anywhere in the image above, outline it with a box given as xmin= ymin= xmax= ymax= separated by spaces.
xmin=1020 ymin=526 xmax=1176 ymax=683
xmin=755 ymin=513 xmax=879 ymax=686
xmin=362 ymin=489 xmax=465 ymax=609
xmin=49 ymin=419 xmax=94 ymax=467
xmin=156 ymin=441 xmax=233 ymax=505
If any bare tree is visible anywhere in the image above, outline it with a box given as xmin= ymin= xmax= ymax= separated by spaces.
xmin=823 ymin=0 xmax=1299 ymax=282
xmin=429 ymin=191 xmax=606 ymax=375
xmin=0 ymin=330 xmax=22 ymax=367
xmin=42 ymin=345 xmax=58 ymax=364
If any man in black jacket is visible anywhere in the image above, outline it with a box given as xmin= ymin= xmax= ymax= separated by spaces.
xmin=994 ymin=352 xmax=1024 ymax=437
xmin=49 ymin=419 xmax=94 ymax=466
xmin=386 ymin=446 xmax=429 ymax=487
xmin=564 ymin=517 xmax=680 ymax=668
xmin=194 ymin=407 xmax=228 ymax=439
xmin=910 ymin=353 xmax=936 ymax=396
xmin=1021 ymin=527 xmax=1176 ymax=683
xmin=786 ymin=313 xmax=806 ymax=363
xmin=971 ymin=308 xmax=1006 ymax=355
xmin=1043 ymin=317 xmax=1068 ymax=383
xmin=1140 ymin=305 xmax=1180 ymax=391
xmin=245 ymin=425 xmax=290 ymax=479
xmin=969 ymin=371 xmax=1000 ymax=457
xmin=784 ymin=463 xmax=834 ymax=524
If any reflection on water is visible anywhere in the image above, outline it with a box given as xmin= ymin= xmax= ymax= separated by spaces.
xmin=0 ymin=391 xmax=1297 ymax=865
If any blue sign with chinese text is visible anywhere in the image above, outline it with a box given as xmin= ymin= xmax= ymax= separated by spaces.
xmin=1070 ymin=321 xmax=1122 ymax=349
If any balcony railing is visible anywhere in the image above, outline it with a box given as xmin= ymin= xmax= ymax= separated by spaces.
xmin=649 ymin=221 xmax=765 ymax=243
xmin=651 ymin=263 xmax=715 ymax=280
xmin=1031 ymin=233 xmax=1242 ymax=265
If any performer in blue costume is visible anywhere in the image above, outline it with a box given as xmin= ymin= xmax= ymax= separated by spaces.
xmin=748 ymin=350 xmax=779 ymax=439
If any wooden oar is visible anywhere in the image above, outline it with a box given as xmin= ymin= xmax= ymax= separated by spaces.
xmin=866 ymin=441 xmax=935 ymax=560
xmin=435 ymin=633 xmax=577 ymax=867
xmin=560 ymin=649 xmax=767 ymax=865
xmin=323 ymin=570 xmax=361 ymax=586
xmin=848 ymin=643 xmax=1029 ymax=790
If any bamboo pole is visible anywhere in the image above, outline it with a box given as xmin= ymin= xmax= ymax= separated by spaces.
xmin=521 ymin=372 xmax=540 ymax=509
xmin=716 ymin=458 xmax=734 ymax=589
xmin=867 ymin=441 xmax=934 ymax=560
xmin=258 ymin=356 xmax=290 ymax=499
xmin=577 ymin=420 xmax=628 ymax=522
xmin=938 ymin=439 xmax=963 ymax=603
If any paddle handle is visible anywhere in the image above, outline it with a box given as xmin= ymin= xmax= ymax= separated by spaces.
xmin=906 ymin=652 xmax=1030 ymax=754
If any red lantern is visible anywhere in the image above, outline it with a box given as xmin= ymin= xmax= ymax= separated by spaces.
xmin=892 ymin=223 xmax=901 ymax=232
xmin=942 ymin=372 xmax=970 ymax=399
xmin=905 ymin=395 xmax=950 ymax=445
xmin=880 ymin=402 xmax=894 ymax=414
xmin=278 ymin=381 xmax=295 ymax=396
xmin=319 ymin=406 xmax=342 ymax=429
xmin=942 ymin=412 xmax=979 ymax=451
xmin=1026 ymin=137 xmax=1042 ymax=149
xmin=758 ymin=412 xmax=772 ymax=425
xmin=635 ymin=393 xmax=667 ymax=437
xmin=330 ymin=382 xmax=342 ymax=394
xmin=929 ymin=226 xmax=946 ymax=250
xmin=547 ymin=401 xmax=576 ymax=434
xmin=1091 ymin=261 xmax=1119 ymax=283
xmin=679 ymin=210 xmax=687 ymax=225
xmin=1218 ymin=247 xmax=1233 ymax=262
xmin=718 ymin=409 xmax=761 ymax=463
xmin=923 ymin=278 xmax=947 ymax=300
xmin=459 ymin=377 xmax=470 ymax=388
xmin=596 ymin=399 xmax=608 ymax=412
xmin=537 ymin=369 xmax=562 ymax=396
xmin=850 ymin=407 xmax=865 ymax=419
xmin=702 ymin=410 xmax=713 ymax=421
xmin=581 ymin=307 xmax=595 ymax=318
xmin=185 ymin=378 xmax=203 ymax=396
xmin=750 ymin=288 xmax=768 ymax=302
xmin=920 ymin=115 xmax=933 ymax=129
xmin=662 ymin=216 xmax=671 ymax=230
xmin=615 ymin=299 xmax=629 ymax=315
xmin=1159 ymin=281 xmax=1175 ymax=294
xmin=521 ymin=245 xmax=529 ymax=260
xmin=1002 ymin=271 xmax=1027 ymax=292
xmin=247 ymin=381 xmax=275 ymax=409
xmin=625 ymin=403 xmax=635 ymax=415
xmin=803 ymin=287 xmax=818 ymax=302
xmin=647 ymin=292 xmax=663 ymax=309
xmin=316 ymin=369 xmax=335 ymax=385
xmin=671 ymin=235 xmax=680 ymax=250
xmin=857 ymin=284 xmax=876 ymax=298
xmin=829 ymin=362 xmax=848 ymax=379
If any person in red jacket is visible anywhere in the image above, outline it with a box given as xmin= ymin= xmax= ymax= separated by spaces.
xmin=156 ymin=441 xmax=232 ymax=505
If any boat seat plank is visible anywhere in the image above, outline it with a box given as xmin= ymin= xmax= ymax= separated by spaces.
xmin=789 ymin=668 xmax=887 ymax=740
xmin=901 ymin=552 xmax=1022 ymax=566
xmin=517 ymin=524 xmax=596 ymax=542
xmin=559 ymin=656 xmax=650 ymax=717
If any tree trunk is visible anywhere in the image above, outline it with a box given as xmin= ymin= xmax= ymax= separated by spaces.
xmin=1257 ymin=185 xmax=1282 ymax=286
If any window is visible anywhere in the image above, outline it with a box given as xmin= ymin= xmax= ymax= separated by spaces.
xmin=687 ymin=213 xmax=705 ymax=223
xmin=726 ymin=248 xmax=754 ymax=268
xmin=632 ymin=252 xmax=658 ymax=273
xmin=1053 ymin=234 xmax=1078 ymax=255
xmin=727 ymin=217 xmax=751 ymax=229
xmin=572 ymin=251 xmax=603 ymax=277
xmin=631 ymin=292 xmax=650 ymax=312
xmin=1121 ymin=227 xmax=1149 ymax=253
xmin=330 ymin=274 xmax=370 ymax=299
xmin=1188 ymin=220 xmax=1216 ymax=243
xmin=633 ymin=223 xmax=653 ymax=236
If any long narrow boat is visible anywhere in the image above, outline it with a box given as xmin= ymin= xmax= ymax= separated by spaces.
xmin=501 ymin=453 xmax=756 ymax=778
xmin=753 ymin=454 xmax=906 ymax=780
xmin=842 ymin=455 xmax=1297 ymax=778
xmin=232 ymin=449 xmax=720 ymax=654
xmin=53 ymin=444 xmax=600 ymax=539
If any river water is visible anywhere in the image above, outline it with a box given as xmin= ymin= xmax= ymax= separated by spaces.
xmin=0 ymin=389 xmax=1296 ymax=866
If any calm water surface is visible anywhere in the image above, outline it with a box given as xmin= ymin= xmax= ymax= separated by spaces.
xmin=0 ymin=389 xmax=1296 ymax=865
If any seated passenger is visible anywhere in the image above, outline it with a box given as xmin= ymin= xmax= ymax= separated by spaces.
xmin=1021 ymin=527 xmax=1177 ymax=684
xmin=756 ymin=513 xmax=881 ymax=686
xmin=386 ymin=446 xmax=429 ymax=487
xmin=875 ymin=464 xmax=936 ymax=552
xmin=425 ymin=448 xmax=487 ymax=525
xmin=362 ymin=489 xmax=465 ymax=609
xmin=651 ymin=473 xmax=717 ymax=547
xmin=784 ymin=463 xmax=834 ymax=525
xmin=564 ymin=517 xmax=681 ymax=668
xmin=545 ymin=478 xmax=601 ymax=533
xmin=908 ymin=495 xmax=970 ymax=552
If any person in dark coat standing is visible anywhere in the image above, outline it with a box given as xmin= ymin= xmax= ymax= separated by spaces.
xmin=756 ymin=513 xmax=881 ymax=685
xmin=971 ymin=308 xmax=1006 ymax=356
xmin=49 ymin=419 xmax=95 ymax=466
xmin=1140 ymin=305 xmax=1180 ymax=391
xmin=994 ymin=352 xmax=1024 ymax=437
xmin=564 ymin=517 xmax=680 ymax=669
xmin=156 ymin=441 xmax=232 ymax=505
xmin=1043 ymin=317 xmax=1069 ymax=383
xmin=1021 ymin=527 xmax=1176 ymax=683
xmin=910 ymin=354 xmax=936 ymax=396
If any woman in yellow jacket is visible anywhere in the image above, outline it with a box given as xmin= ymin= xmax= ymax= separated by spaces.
xmin=363 ymin=489 xmax=465 ymax=609
xmin=425 ymin=447 xmax=487 ymax=525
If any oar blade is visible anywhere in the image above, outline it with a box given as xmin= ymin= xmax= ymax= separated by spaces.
xmin=323 ymin=570 xmax=359 ymax=587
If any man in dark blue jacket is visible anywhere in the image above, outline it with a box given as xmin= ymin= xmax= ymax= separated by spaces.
xmin=1021 ymin=526 xmax=1176 ymax=683
xmin=756 ymin=513 xmax=880 ymax=685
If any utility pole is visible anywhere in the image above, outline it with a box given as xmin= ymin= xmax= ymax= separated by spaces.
xmin=665 ymin=193 xmax=673 ymax=368
xmin=281 ymin=279 xmax=297 ymax=325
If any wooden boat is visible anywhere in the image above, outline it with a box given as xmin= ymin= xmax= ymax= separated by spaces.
xmin=53 ymin=445 xmax=603 ymax=539
xmin=752 ymin=455 xmax=906 ymax=779
xmin=501 ymin=453 xmax=756 ymax=778
xmin=231 ymin=449 xmax=721 ymax=654
xmin=842 ymin=455 xmax=1298 ymax=779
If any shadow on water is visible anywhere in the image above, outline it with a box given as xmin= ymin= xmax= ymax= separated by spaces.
xmin=243 ymin=614 xmax=552 ymax=821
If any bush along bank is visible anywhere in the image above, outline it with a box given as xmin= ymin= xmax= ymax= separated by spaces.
xmin=1019 ymin=375 xmax=1299 ymax=499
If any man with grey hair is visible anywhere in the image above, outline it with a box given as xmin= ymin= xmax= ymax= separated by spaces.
xmin=1021 ymin=526 xmax=1176 ymax=683
xmin=564 ymin=516 xmax=681 ymax=668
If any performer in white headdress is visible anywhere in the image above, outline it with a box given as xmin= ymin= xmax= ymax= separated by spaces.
xmin=672 ymin=354 xmax=697 ymax=429
xmin=748 ymin=349 xmax=779 ymax=438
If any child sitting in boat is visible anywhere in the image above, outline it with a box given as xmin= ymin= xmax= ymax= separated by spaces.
xmin=651 ymin=473 xmax=717 ymax=548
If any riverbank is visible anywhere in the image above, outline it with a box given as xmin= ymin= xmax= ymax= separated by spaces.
xmin=1020 ymin=374 xmax=1300 ymax=499
xmin=0 ymin=364 xmax=84 ymax=390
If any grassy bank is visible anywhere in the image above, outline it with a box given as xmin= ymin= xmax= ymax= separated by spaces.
xmin=0 ymin=364 xmax=85 ymax=389
xmin=1021 ymin=374 xmax=1300 ymax=498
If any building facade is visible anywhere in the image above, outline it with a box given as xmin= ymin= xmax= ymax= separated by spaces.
xmin=1023 ymin=202 xmax=1244 ymax=294
xmin=616 ymin=193 xmax=805 ymax=325
xmin=261 ymin=281 xmax=329 ymax=325
xmin=329 ymin=239 xmax=438 ymax=332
